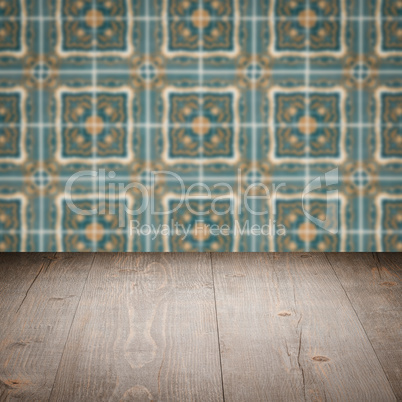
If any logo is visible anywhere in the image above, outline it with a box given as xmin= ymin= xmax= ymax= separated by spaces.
xmin=302 ymin=168 xmax=339 ymax=234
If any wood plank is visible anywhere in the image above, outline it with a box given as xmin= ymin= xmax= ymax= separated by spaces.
xmin=212 ymin=252 xmax=396 ymax=401
xmin=327 ymin=252 xmax=401 ymax=400
xmin=49 ymin=253 xmax=223 ymax=402
xmin=0 ymin=253 xmax=54 ymax=330
xmin=0 ymin=253 xmax=94 ymax=400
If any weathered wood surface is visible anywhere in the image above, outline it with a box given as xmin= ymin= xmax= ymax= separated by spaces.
xmin=327 ymin=252 xmax=401 ymax=400
xmin=0 ymin=253 xmax=54 ymax=332
xmin=211 ymin=253 xmax=396 ymax=401
xmin=49 ymin=253 xmax=223 ymax=402
xmin=0 ymin=253 xmax=94 ymax=400
xmin=0 ymin=252 xmax=400 ymax=401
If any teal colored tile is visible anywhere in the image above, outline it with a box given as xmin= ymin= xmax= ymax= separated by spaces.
xmin=0 ymin=0 xmax=401 ymax=251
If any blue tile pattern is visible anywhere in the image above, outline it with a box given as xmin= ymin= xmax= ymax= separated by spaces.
xmin=0 ymin=0 xmax=402 ymax=251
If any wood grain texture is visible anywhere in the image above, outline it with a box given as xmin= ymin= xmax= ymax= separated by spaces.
xmin=0 ymin=253 xmax=94 ymax=401
xmin=326 ymin=252 xmax=401 ymax=400
xmin=0 ymin=252 xmax=400 ymax=402
xmin=49 ymin=253 xmax=223 ymax=402
xmin=0 ymin=253 xmax=54 ymax=331
xmin=211 ymin=253 xmax=396 ymax=402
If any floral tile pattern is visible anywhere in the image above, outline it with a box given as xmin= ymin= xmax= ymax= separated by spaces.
xmin=165 ymin=89 xmax=238 ymax=161
xmin=0 ymin=0 xmax=401 ymax=251
xmin=270 ymin=88 xmax=344 ymax=159
xmin=57 ymin=89 xmax=132 ymax=159
xmin=272 ymin=0 xmax=344 ymax=54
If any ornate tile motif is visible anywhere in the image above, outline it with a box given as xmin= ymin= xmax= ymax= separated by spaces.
xmin=163 ymin=87 xmax=239 ymax=163
xmin=270 ymin=0 xmax=345 ymax=56
xmin=0 ymin=0 xmax=401 ymax=251
xmin=0 ymin=89 xmax=26 ymax=161
xmin=56 ymin=88 xmax=133 ymax=161
xmin=269 ymin=88 xmax=345 ymax=160
xmin=163 ymin=0 xmax=239 ymax=56
xmin=0 ymin=0 xmax=25 ymax=56
xmin=57 ymin=0 xmax=132 ymax=56
xmin=0 ymin=197 xmax=25 ymax=251
xmin=275 ymin=197 xmax=343 ymax=251
xmin=165 ymin=197 xmax=235 ymax=251
xmin=58 ymin=198 xmax=130 ymax=251
xmin=379 ymin=198 xmax=402 ymax=251
xmin=379 ymin=0 xmax=402 ymax=53
xmin=376 ymin=89 xmax=402 ymax=160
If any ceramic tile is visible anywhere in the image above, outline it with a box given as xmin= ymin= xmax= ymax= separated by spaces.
xmin=0 ymin=0 xmax=401 ymax=251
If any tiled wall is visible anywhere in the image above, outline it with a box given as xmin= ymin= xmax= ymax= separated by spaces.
xmin=0 ymin=0 xmax=401 ymax=251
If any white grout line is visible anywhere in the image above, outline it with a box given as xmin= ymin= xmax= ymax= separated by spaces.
xmin=0 ymin=122 xmax=401 ymax=129
xmin=304 ymin=0 xmax=311 ymax=252
xmin=0 ymin=175 xmax=402 ymax=183
xmin=91 ymin=0 xmax=98 ymax=252
xmin=251 ymin=0 xmax=258 ymax=252
xmin=2 ymin=229 xmax=402 ymax=235
xmin=358 ymin=0 xmax=364 ymax=251
xmin=197 ymin=0 xmax=205 ymax=252
xmin=38 ymin=0 xmax=45 ymax=251
xmin=1 ymin=68 xmax=402 ymax=76
xmin=1 ymin=175 xmax=402 ymax=182
xmin=144 ymin=0 xmax=151 ymax=252
xmin=2 ymin=15 xmax=402 ymax=21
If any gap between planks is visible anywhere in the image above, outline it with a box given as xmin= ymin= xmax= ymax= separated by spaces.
xmin=210 ymin=253 xmax=398 ymax=402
